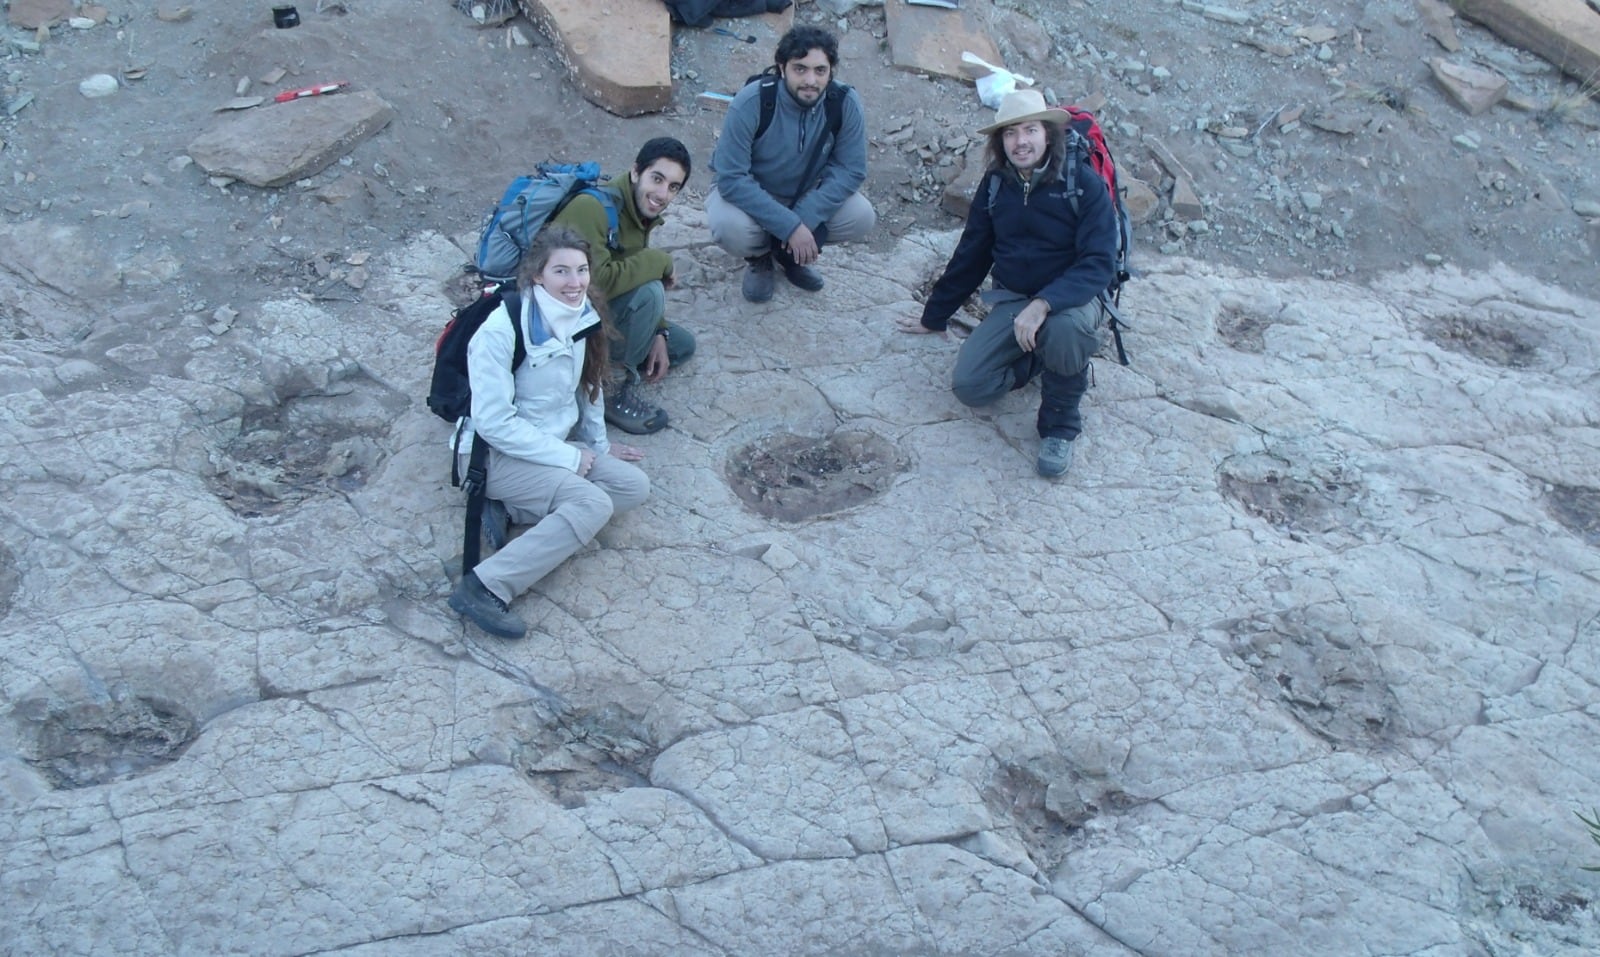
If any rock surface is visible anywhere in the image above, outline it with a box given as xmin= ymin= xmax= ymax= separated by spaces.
xmin=2 ymin=204 xmax=1599 ymax=954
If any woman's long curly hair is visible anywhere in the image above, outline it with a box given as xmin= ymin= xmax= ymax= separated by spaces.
xmin=517 ymin=225 xmax=614 ymax=403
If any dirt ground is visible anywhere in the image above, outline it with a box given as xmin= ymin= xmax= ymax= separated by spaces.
xmin=2 ymin=0 xmax=1597 ymax=328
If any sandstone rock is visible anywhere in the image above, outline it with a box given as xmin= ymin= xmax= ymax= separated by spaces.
xmin=1416 ymin=0 xmax=1463 ymax=50
xmin=5 ymin=219 xmax=1600 ymax=957
xmin=1172 ymin=175 xmax=1204 ymax=219
xmin=993 ymin=8 xmax=1052 ymax=64
xmin=1430 ymin=58 xmax=1508 ymax=115
xmin=885 ymin=0 xmax=1002 ymax=81
xmin=1453 ymin=0 xmax=1600 ymax=84
xmin=7 ymin=0 xmax=70 ymax=29
xmin=187 ymin=90 xmax=395 ymax=188
xmin=517 ymin=0 xmax=670 ymax=116
xmin=940 ymin=148 xmax=986 ymax=219
xmin=1122 ymin=176 xmax=1160 ymax=225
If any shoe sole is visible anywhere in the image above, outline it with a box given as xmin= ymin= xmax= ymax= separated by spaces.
xmin=448 ymin=592 xmax=527 ymax=640
xmin=783 ymin=271 xmax=824 ymax=292
xmin=605 ymin=413 xmax=669 ymax=435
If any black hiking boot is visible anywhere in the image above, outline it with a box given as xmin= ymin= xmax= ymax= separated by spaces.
xmin=772 ymin=245 xmax=824 ymax=292
xmin=448 ymin=572 xmax=527 ymax=639
xmin=742 ymin=253 xmax=775 ymax=303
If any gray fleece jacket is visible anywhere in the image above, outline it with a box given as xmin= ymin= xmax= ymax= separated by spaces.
xmin=711 ymin=77 xmax=868 ymax=242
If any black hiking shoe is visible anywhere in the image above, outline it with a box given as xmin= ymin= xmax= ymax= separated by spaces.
xmin=448 ymin=572 xmax=527 ymax=639
xmin=772 ymin=246 xmax=824 ymax=292
xmin=605 ymin=373 xmax=668 ymax=435
xmin=742 ymin=253 xmax=775 ymax=303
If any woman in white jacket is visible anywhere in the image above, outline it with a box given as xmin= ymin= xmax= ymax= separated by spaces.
xmin=449 ymin=226 xmax=650 ymax=639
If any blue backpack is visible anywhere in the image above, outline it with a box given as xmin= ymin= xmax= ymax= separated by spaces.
xmin=475 ymin=162 xmax=620 ymax=281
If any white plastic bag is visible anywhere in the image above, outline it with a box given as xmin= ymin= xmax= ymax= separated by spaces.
xmin=962 ymin=51 xmax=1034 ymax=110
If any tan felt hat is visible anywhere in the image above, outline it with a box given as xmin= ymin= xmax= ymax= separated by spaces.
xmin=976 ymin=89 xmax=1068 ymax=135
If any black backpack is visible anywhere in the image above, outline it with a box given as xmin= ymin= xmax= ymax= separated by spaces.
xmin=428 ymin=286 xmax=524 ymax=571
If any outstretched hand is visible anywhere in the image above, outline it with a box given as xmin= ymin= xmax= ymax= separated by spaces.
xmin=610 ymin=443 xmax=645 ymax=463
xmin=895 ymin=314 xmax=949 ymax=339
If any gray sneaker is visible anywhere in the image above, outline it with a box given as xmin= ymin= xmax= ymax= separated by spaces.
xmin=742 ymin=253 xmax=775 ymax=303
xmin=605 ymin=374 xmax=668 ymax=435
xmin=448 ymin=572 xmax=527 ymax=639
xmin=1036 ymin=436 xmax=1075 ymax=478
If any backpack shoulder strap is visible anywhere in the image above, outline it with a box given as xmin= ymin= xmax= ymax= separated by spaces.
xmin=574 ymin=187 xmax=622 ymax=251
xmin=984 ymin=170 xmax=1000 ymax=214
xmin=1063 ymin=130 xmax=1088 ymax=217
xmin=500 ymin=290 xmax=527 ymax=370
xmin=824 ymin=81 xmax=849 ymax=137
xmin=753 ymin=74 xmax=779 ymax=141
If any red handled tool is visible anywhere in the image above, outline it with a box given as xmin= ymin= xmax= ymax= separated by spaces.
xmin=274 ymin=81 xmax=349 ymax=103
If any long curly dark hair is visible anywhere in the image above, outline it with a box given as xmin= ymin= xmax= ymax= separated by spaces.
xmin=517 ymin=226 xmax=613 ymax=403
xmin=983 ymin=121 xmax=1068 ymax=184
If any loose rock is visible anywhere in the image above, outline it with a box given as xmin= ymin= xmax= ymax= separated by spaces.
xmin=78 ymin=74 xmax=119 ymax=98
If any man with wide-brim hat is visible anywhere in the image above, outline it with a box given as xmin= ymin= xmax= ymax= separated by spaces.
xmin=896 ymin=89 xmax=1117 ymax=479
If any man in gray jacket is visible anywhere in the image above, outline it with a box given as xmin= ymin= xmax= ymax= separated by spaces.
xmin=708 ymin=26 xmax=876 ymax=303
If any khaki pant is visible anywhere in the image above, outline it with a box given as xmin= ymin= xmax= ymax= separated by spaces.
xmin=705 ymin=188 xmax=876 ymax=259
xmin=471 ymin=446 xmax=648 ymax=603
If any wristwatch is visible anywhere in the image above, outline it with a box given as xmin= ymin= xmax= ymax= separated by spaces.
xmin=655 ymin=327 xmax=669 ymax=342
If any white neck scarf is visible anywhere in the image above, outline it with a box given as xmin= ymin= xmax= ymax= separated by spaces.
xmin=527 ymin=285 xmax=590 ymax=342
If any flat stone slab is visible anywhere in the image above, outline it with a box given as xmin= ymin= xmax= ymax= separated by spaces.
xmin=187 ymin=90 xmax=395 ymax=188
xmin=884 ymin=0 xmax=1001 ymax=81
xmin=519 ymin=0 xmax=671 ymax=116
xmin=1430 ymin=57 xmax=1509 ymax=115
xmin=7 ymin=0 xmax=71 ymax=29
xmin=1453 ymin=0 xmax=1600 ymax=84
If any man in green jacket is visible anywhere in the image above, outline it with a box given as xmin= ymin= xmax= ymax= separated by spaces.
xmin=552 ymin=137 xmax=696 ymax=434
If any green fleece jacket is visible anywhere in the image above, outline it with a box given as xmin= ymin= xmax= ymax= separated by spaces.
xmin=551 ymin=180 xmax=673 ymax=302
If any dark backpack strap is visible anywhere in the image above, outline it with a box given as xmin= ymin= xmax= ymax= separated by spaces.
xmin=461 ymin=433 xmax=491 ymax=571
xmin=753 ymin=73 xmax=779 ymax=141
xmin=503 ymin=291 xmax=526 ymax=369
xmin=458 ymin=290 xmax=524 ymax=566
xmin=984 ymin=170 xmax=1000 ymax=214
xmin=1064 ymin=130 xmax=1089 ymax=218
xmin=1099 ymin=293 xmax=1131 ymax=366
xmin=824 ymin=82 xmax=847 ymax=138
